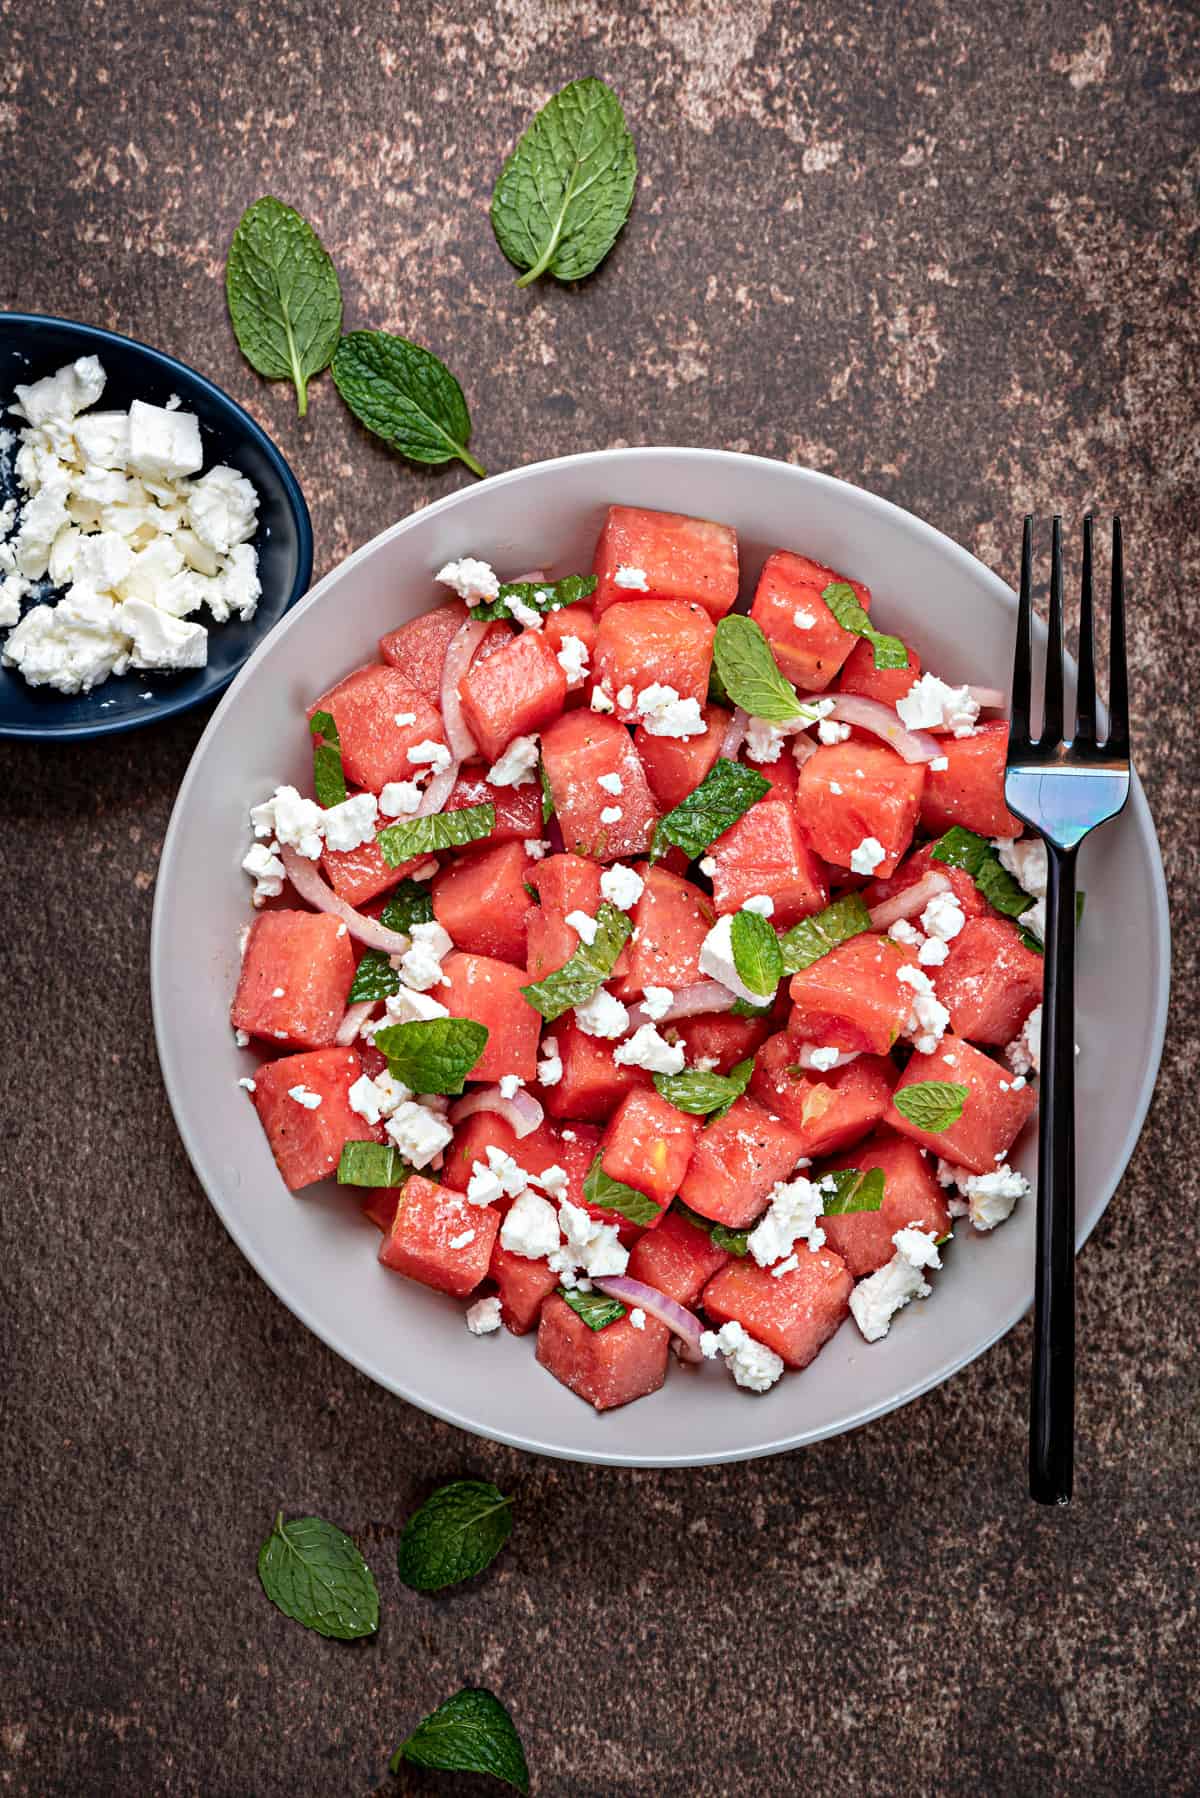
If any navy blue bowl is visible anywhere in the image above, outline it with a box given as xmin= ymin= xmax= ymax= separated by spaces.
xmin=0 ymin=313 xmax=312 ymax=740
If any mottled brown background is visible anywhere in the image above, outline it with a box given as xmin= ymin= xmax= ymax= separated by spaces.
xmin=2 ymin=1 xmax=1197 ymax=1793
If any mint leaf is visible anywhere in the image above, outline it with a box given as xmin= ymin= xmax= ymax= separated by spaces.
xmin=337 ymin=1141 xmax=411 ymax=1188
xmin=654 ymin=1056 xmax=754 ymax=1117
xmin=519 ymin=900 xmax=632 ymax=1022
xmin=380 ymin=879 xmax=435 ymax=933
xmin=582 ymin=1154 xmax=662 ymax=1227
xmin=559 ymin=1285 xmax=628 ymax=1330
xmin=673 ymin=1199 xmax=751 ymax=1257
xmin=308 ymin=709 xmax=348 ymax=809
xmin=707 ymin=660 xmax=732 ymax=707
xmin=331 ymin=329 xmax=484 ymax=477
xmin=929 ymin=825 xmax=988 ymax=873
xmin=893 ymin=1080 xmax=969 ymax=1133
xmin=539 ymin=757 xmax=554 ymax=823
xmin=348 ymin=947 xmax=400 ymax=1004
xmin=377 ymin=801 xmax=494 ymax=868
xmin=730 ymin=909 xmax=783 ymax=998
xmin=778 ymin=894 xmax=873 ymax=975
xmin=820 ymin=581 xmax=909 ymax=671
xmin=469 ymin=572 xmax=597 ymax=624
xmin=396 ymin=1480 xmax=513 ymax=1593
xmin=712 ymin=615 xmax=827 ymax=724
xmin=930 ymin=828 xmax=1033 ymax=920
xmin=491 ymin=77 xmax=637 ymax=289
xmin=652 ymin=758 xmax=770 ymax=860
xmin=374 ymin=1018 xmax=488 ymax=1095
xmin=818 ymin=1166 xmax=885 ymax=1215
xmin=257 ymin=1511 xmax=378 ymax=1641
xmin=1018 ymin=925 xmax=1043 ymax=954
xmin=225 ymin=197 xmax=342 ymax=417
xmin=391 ymin=1687 xmax=529 ymax=1792
xmin=730 ymin=997 xmax=773 ymax=1018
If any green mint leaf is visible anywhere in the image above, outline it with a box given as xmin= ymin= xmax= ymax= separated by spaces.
xmin=581 ymin=1154 xmax=662 ymax=1227
xmin=930 ymin=828 xmax=1035 ymax=921
xmin=893 ymin=1080 xmax=969 ymax=1133
xmin=380 ymin=879 xmax=435 ymax=933
xmin=820 ymin=581 xmax=909 ymax=671
xmin=730 ymin=997 xmax=773 ymax=1018
xmin=491 ymin=77 xmax=637 ymax=289
xmin=257 ymin=1511 xmax=379 ymax=1641
xmin=539 ymin=757 xmax=554 ymax=824
xmin=396 ymin=1480 xmax=513 ymax=1593
xmin=337 ymin=1141 xmax=411 ymax=1188
xmin=374 ymin=1018 xmax=488 ymax=1096
xmin=652 ymin=758 xmax=770 ymax=860
xmin=377 ymin=801 xmax=494 ymax=868
xmin=225 ymin=197 xmax=342 ymax=418
xmin=331 ymin=329 xmax=484 ymax=477
xmin=391 ymin=1687 xmax=529 ymax=1792
xmin=469 ymin=572 xmax=597 ymax=624
xmin=558 ymin=1285 xmax=628 ymax=1330
xmin=778 ymin=894 xmax=873 ymax=975
xmin=707 ymin=659 xmax=732 ymax=707
xmin=730 ymin=909 xmax=783 ymax=998
xmin=818 ymin=1166 xmax=885 ymax=1215
xmin=347 ymin=947 xmax=400 ymax=1004
xmin=673 ymin=1199 xmax=751 ymax=1257
xmin=654 ymin=1056 xmax=754 ymax=1117
xmin=308 ymin=709 xmax=349 ymax=809
xmin=1019 ymin=925 xmax=1043 ymax=955
xmin=712 ymin=615 xmax=824 ymax=724
xmin=519 ymin=900 xmax=632 ymax=1022
xmin=929 ymin=826 xmax=988 ymax=874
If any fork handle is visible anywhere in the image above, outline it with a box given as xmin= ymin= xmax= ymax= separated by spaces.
xmin=1029 ymin=845 xmax=1077 ymax=1505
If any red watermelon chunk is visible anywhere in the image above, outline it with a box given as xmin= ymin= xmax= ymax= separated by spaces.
xmin=232 ymin=910 xmax=355 ymax=1049
xmin=378 ymin=1174 xmax=500 ymax=1297
xmin=361 ymin=1190 xmax=401 ymax=1233
xmin=541 ymin=602 xmax=597 ymax=668
xmin=745 ymin=750 xmax=798 ymax=802
xmin=677 ymin=1096 xmax=805 ymax=1229
xmin=441 ymin=1113 xmax=563 ymax=1201
xmin=459 ymin=629 xmax=567 ymax=763
xmin=885 ymin=1034 xmax=1037 ymax=1173
xmin=440 ymin=950 xmax=542 ymax=1083
xmin=308 ymin=664 xmax=446 ymax=795
xmin=933 ymin=915 xmax=1043 ymax=1045
xmin=251 ymin=1046 xmax=371 ymax=1191
xmin=666 ymin=1010 xmax=772 ymax=1074
xmin=323 ymin=838 xmax=426 ymax=908
xmin=539 ymin=1016 xmax=651 ymax=1123
xmin=592 ymin=600 xmax=715 ymax=720
xmin=445 ymin=767 xmax=544 ymax=843
xmin=795 ymin=740 xmax=925 ymax=878
xmin=608 ymin=864 xmax=715 ymax=999
xmin=489 ymin=1242 xmax=559 ymax=1334
xmin=627 ymin=1205 xmax=730 ymax=1307
xmin=749 ymin=1032 xmax=895 ymax=1155
xmin=861 ymin=840 xmax=988 ymax=922
xmin=540 ymin=711 xmax=659 ymax=861
xmin=749 ymin=552 xmax=869 ymax=690
xmin=635 ymin=702 xmax=729 ymax=811
xmin=708 ymin=797 xmax=829 ymax=928
xmin=525 ymin=855 xmax=608 ymax=984
xmin=536 ymin=1293 xmax=671 ymax=1410
xmin=592 ymin=505 xmax=739 ymax=622
xmin=817 ymin=1128 xmax=952 ymax=1276
xmin=379 ymin=600 xmax=465 ymax=696
xmin=433 ymin=840 xmax=535 ymax=967
xmin=919 ymin=720 xmax=1024 ymax=838
xmin=787 ymin=933 xmax=919 ymax=1056
xmin=837 ymin=635 xmax=923 ymax=708
xmin=600 ymin=1089 xmax=699 ymax=1207
xmin=701 ymin=1248 xmax=853 ymax=1369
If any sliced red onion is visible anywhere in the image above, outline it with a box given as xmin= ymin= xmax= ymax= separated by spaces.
xmin=545 ymin=813 xmax=565 ymax=855
xmin=414 ymin=759 xmax=461 ymax=817
xmin=792 ymin=732 xmax=818 ymax=768
xmin=867 ymin=869 xmax=951 ymax=930
xmin=719 ymin=706 xmax=748 ymax=760
xmin=448 ymin=1084 xmax=545 ymax=1138
xmin=441 ymin=619 xmax=490 ymax=760
xmin=508 ymin=568 xmax=547 ymax=584
xmin=626 ymin=980 xmax=738 ymax=1030
xmin=336 ymin=999 xmax=376 ymax=1045
xmin=280 ymin=846 xmax=412 ymax=954
xmin=966 ymin=685 xmax=1005 ymax=710
xmin=590 ymin=1275 xmax=706 ymax=1363
xmin=813 ymin=694 xmax=941 ymax=764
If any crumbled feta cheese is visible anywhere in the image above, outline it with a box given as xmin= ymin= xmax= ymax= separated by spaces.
xmin=744 ymin=717 xmax=786 ymax=763
xmin=597 ymin=771 xmax=624 ymax=796
xmin=600 ymin=863 xmax=643 ymax=910
xmin=537 ymin=1037 xmax=564 ymax=1085
xmin=635 ymin=682 xmax=706 ymax=739
xmin=398 ymin=919 xmax=453 ymax=992
xmin=792 ymin=609 xmax=816 ymax=629
xmin=574 ymin=987 xmax=630 ymax=1039
xmin=917 ymin=937 xmax=950 ymax=967
xmin=500 ymin=1188 xmax=562 ymax=1260
xmin=448 ymin=1228 xmax=476 ymax=1251
xmin=528 ymin=1163 xmax=569 ymax=1199
xmin=818 ymin=718 xmax=852 ymax=745
xmin=250 ymin=785 xmax=325 ymax=860
xmin=288 ymin=1085 xmax=322 ymax=1110
xmin=698 ymin=912 xmax=776 ymax=1005
xmin=378 ymin=780 xmax=423 ymax=817
xmin=929 ymin=755 xmax=949 ymax=771
xmin=640 ymin=985 xmax=674 ymax=1021
xmin=599 ymin=805 xmax=623 ymax=825
xmin=896 ymin=673 xmax=980 ymax=737
xmin=961 ymin=1164 xmax=1030 ymax=1231
xmin=565 ymin=909 xmax=598 ymax=946
xmin=1006 ymin=1004 xmax=1041 ymax=1076
xmin=617 ymin=684 xmax=635 ymax=709
xmin=897 ymin=963 xmax=951 ymax=1053
xmin=375 ymin=987 xmax=450 ymax=1028
xmin=589 ymin=681 xmax=615 ymax=713
xmin=556 ymin=633 xmax=589 ymax=687
xmin=629 ymin=1306 xmax=647 ymax=1330
xmin=127 ymin=399 xmax=204 ymax=481
xmin=613 ymin=565 xmax=649 ymax=590
xmin=613 ymin=1023 xmax=686 ymax=1074
xmin=406 ymin=738 xmax=453 ymax=774
xmin=698 ymin=855 xmax=717 ymax=878
xmin=321 ymin=791 xmax=379 ymax=853
xmin=348 ymin=1070 xmax=412 ymax=1126
xmin=747 ymin=1174 xmax=827 ymax=1266
xmin=523 ymin=838 xmax=552 ymax=860
xmin=466 ymin=1296 xmax=503 ymax=1334
xmin=549 ymin=1198 xmax=629 ymax=1282
xmin=849 ymin=1229 xmax=941 ymax=1342
xmin=487 ymin=734 xmax=540 ymax=787
xmin=849 ymin=835 xmax=886 ymax=876
xmin=385 ymin=1100 xmax=454 ymax=1168
xmin=394 ymin=711 xmax=417 ymax=728
xmin=2 ymin=588 xmax=132 ymax=692
xmin=498 ymin=1074 xmax=525 ymax=1100
xmin=888 ymin=919 xmax=923 ymax=947
xmin=921 ymin=891 xmax=966 ymax=942
xmin=242 ymin=840 xmax=286 ymax=905
xmin=483 ymin=1144 xmax=532 ymax=1199
xmin=505 ymin=592 xmax=543 ymax=630
xmin=1020 ymin=897 xmax=1046 ymax=944
xmin=742 ymin=894 xmax=774 ymax=917
xmin=435 ymin=556 xmax=499 ymax=603
xmin=892 ymin=1225 xmax=941 ymax=1269
xmin=234 ymin=1027 xmax=250 ymax=1046
xmin=994 ymin=835 xmax=1048 ymax=899
xmin=466 ymin=1161 xmax=505 ymax=1207
xmin=237 ymin=1076 xmax=256 ymax=1093
xmin=699 ymin=1320 xmax=784 ymax=1392
xmin=802 ymin=1045 xmax=841 ymax=1072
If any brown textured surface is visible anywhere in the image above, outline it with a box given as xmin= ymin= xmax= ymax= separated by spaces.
xmin=2 ymin=2 xmax=1197 ymax=1793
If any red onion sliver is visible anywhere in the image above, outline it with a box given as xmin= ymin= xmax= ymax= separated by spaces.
xmin=719 ymin=706 xmax=749 ymax=760
xmin=336 ymin=999 xmax=376 ymax=1045
xmin=440 ymin=619 xmax=490 ymax=760
xmin=798 ymin=693 xmax=940 ymax=764
xmin=545 ymin=813 xmax=566 ymax=855
xmin=966 ymin=685 xmax=1005 ymax=710
xmin=508 ymin=568 xmax=547 ymax=584
xmin=792 ymin=732 xmax=819 ymax=768
xmin=625 ymin=980 xmax=737 ymax=1030
xmin=414 ymin=760 xmax=461 ymax=817
xmin=867 ymin=869 xmax=951 ymax=930
xmin=448 ymin=1084 xmax=545 ymax=1139
xmin=280 ymin=846 xmax=412 ymax=954
xmin=590 ymin=1275 xmax=706 ymax=1363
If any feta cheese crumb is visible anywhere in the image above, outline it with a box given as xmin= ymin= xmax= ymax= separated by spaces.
xmin=897 ymin=963 xmax=951 ymax=1053
xmin=394 ymin=711 xmax=417 ymax=728
xmin=744 ymin=717 xmax=786 ymax=763
xmin=917 ymin=937 xmax=950 ymax=967
xmin=435 ymin=556 xmax=500 ymax=603
xmin=747 ymin=1174 xmax=827 ymax=1265
xmin=549 ymin=1197 xmax=629 ymax=1282
xmin=498 ymin=1074 xmax=525 ymax=1100
xmin=373 ymin=987 xmax=449 ymax=1029
xmin=556 ymin=633 xmax=589 ymax=687
xmin=849 ymin=1228 xmax=941 ymax=1342
xmin=635 ymin=682 xmax=706 ymax=739
xmin=242 ymin=840 xmax=285 ymax=905
xmin=617 ymin=684 xmax=635 ymax=709
xmin=1006 ymin=1004 xmax=1042 ymax=1076
xmin=818 ymin=718 xmax=852 ymax=745
xmin=398 ymin=919 xmax=453 ymax=992
xmin=500 ymin=1189 xmax=561 ymax=1260
xmin=466 ymin=1296 xmax=503 ymax=1335
xmin=612 ymin=1023 xmax=686 ymax=1074
xmin=613 ymin=565 xmax=649 ymax=590
xmin=961 ymin=1163 xmax=1030 ymax=1231
xmin=597 ymin=771 xmax=624 ymax=796
xmin=528 ymin=1163 xmax=569 ymax=1199
xmin=698 ymin=855 xmax=717 ymax=878
xmin=698 ymin=912 xmax=776 ymax=1005
xmin=896 ymin=672 xmax=981 ymax=737
xmin=803 ymin=1045 xmax=842 ymax=1072
xmin=565 ymin=909 xmax=598 ymax=946
xmin=629 ymin=1306 xmax=647 ymax=1330
xmin=792 ymin=609 xmax=816 ymax=629
xmin=640 ymin=985 xmax=674 ymax=1022
xmin=849 ymin=835 xmax=887 ymax=876
xmin=250 ymin=785 xmax=325 ymax=860
xmin=599 ymin=805 xmax=623 ymax=825
xmin=348 ymin=1070 xmax=412 ymax=1126
xmin=921 ymin=891 xmax=966 ymax=942
xmin=589 ymin=681 xmax=615 ymax=714
xmin=888 ymin=919 xmax=923 ymax=947
xmin=574 ymin=987 xmax=630 ymax=1039
xmin=379 ymin=780 xmax=423 ymax=816
xmin=929 ymin=755 xmax=949 ymax=771
xmin=487 ymin=733 xmax=540 ymax=787
xmin=600 ymin=863 xmax=644 ymax=910
xmin=234 ymin=1027 xmax=250 ymax=1047
xmin=699 ymin=1320 xmax=784 ymax=1392
xmin=505 ymin=592 xmax=543 ymax=630
xmin=406 ymin=738 xmax=453 ymax=774
xmin=448 ymin=1228 xmax=477 ymax=1251
xmin=466 ymin=1161 xmax=504 ymax=1207
xmin=288 ymin=1085 xmax=322 ymax=1110
xmin=523 ymin=838 xmax=552 ymax=860
xmin=741 ymin=894 xmax=774 ymax=917
xmin=321 ymin=791 xmax=379 ymax=853
xmin=237 ymin=1076 xmax=256 ymax=1092
xmin=385 ymin=1100 xmax=454 ymax=1168
xmin=537 ymin=1038 xmax=564 ymax=1085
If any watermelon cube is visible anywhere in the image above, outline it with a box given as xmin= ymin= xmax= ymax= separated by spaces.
xmin=489 ymin=1241 xmax=559 ymax=1334
xmin=885 ymin=1034 xmax=1037 ymax=1173
xmin=231 ymin=910 xmax=355 ymax=1049
xmin=361 ymin=1190 xmax=401 ymax=1233
xmin=445 ymin=767 xmax=544 ymax=843
xmin=817 ymin=1128 xmax=952 ymax=1276
xmin=702 ymin=1248 xmax=853 ymax=1369
xmin=540 ymin=711 xmax=660 ymax=861
xmin=627 ymin=1205 xmax=730 ymax=1307
xmin=592 ymin=600 xmax=715 ymax=721
xmin=323 ymin=838 xmax=426 ymax=908
xmin=378 ymin=599 xmax=468 ymax=698
xmin=749 ymin=552 xmax=869 ymax=690
xmin=541 ymin=601 xmax=598 ymax=670
xmin=745 ymin=750 xmax=798 ymax=803
xmin=635 ymin=702 xmax=729 ymax=811
xmin=439 ymin=950 xmax=542 ymax=1083
xmin=433 ymin=841 xmax=535 ymax=967
xmin=749 ymin=1032 xmax=895 ymax=1155
xmin=933 ymin=915 xmax=1043 ymax=1045
xmin=666 ymin=1010 xmax=773 ymax=1075
xmin=458 ymin=629 xmax=567 ymax=763
xmin=608 ymin=864 xmax=715 ymax=999
xmin=536 ymin=1293 xmax=671 ymax=1410
xmin=600 ymin=1089 xmax=699 ymax=1206
xmin=378 ymin=1174 xmax=500 ymax=1297
xmin=540 ymin=1016 xmax=651 ymax=1122
xmin=308 ymin=664 xmax=446 ymax=795
xmin=251 ymin=1046 xmax=372 ymax=1191
xmin=592 ymin=505 xmax=739 ymax=622
xmin=787 ymin=933 xmax=919 ymax=1055
xmin=677 ymin=1096 xmax=805 ymax=1228
xmin=795 ymin=741 xmax=925 ymax=878
xmin=919 ymin=720 xmax=1024 ymax=839
xmin=441 ymin=1113 xmax=563 ymax=1200
xmin=708 ymin=797 xmax=829 ymax=928
xmin=837 ymin=635 xmax=922 ymax=708
xmin=525 ymin=855 xmax=607 ymax=983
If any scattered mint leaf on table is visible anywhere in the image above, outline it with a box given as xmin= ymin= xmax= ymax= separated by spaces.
xmin=377 ymin=801 xmax=495 ymax=868
xmin=225 ymin=197 xmax=342 ymax=417
xmin=712 ymin=615 xmax=826 ymax=724
xmin=491 ymin=77 xmax=637 ymax=288
xmin=337 ymin=1141 xmax=411 ymax=1188
xmin=730 ymin=909 xmax=783 ymax=998
xmin=652 ymin=758 xmax=770 ymax=860
xmin=396 ymin=1479 xmax=513 ymax=1593
xmin=778 ymin=894 xmax=873 ymax=975
xmin=257 ymin=1511 xmax=378 ymax=1641
xmin=559 ymin=1286 xmax=628 ymax=1331
xmin=582 ymin=1154 xmax=662 ymax=1227
xmin=820 ymin=580 xmax=909 ymax=671
xmin=469 ymin=572 xmax=597 ymax=623
xmin=819 ymin=1166 xmax=885 ymax=1214
xmin=893 ymin=1080 xmax=969 ymax=1133
xmin=391 ymin=1686 xmax=530 ymax=1791
xmin=519 ymin=900 xmax=632 ymax=1021
xmin=380 ymin=879 xmax=435 ymax=933
xmin=373 ymin=1018 xmax=488 ymax=1096
xmin=308 ymin=709 xmax=348 ymax=808
xmin=654 ymin=1056 xmax=754 ymax=1117
xmin=347 ymin=947 xmax=400 ymax=1005
xmin=331 ymin=329 xmax=484 ymax=477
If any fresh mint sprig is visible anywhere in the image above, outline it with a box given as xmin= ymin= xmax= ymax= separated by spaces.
xmin=336 ymin=1141 xmax=411 ymax=1188
xmin=332 ymin=329 xmax=484 ymax=477
xmin=377 ymin=801 xmax=494 ymax=868
xmin=347 ymin=947 xmax=401 ymax=1004
xmin=674 ymin=1199 xmax=750 ymax=1257
xmin=469 ymin=572 xmax=596 ymax=624
xmin=730 ymin=909 xmax=783 ymax=998
xmin=309 ymin=709 xmax=348 ymax=808
xmin=893 ymin=1080 xmax=969 ymax=1133
xmin=652 ymin=758 xmax=770 ymax=860
xmin=820 ymin=581 xmax=908 ymax=671
xmin=654 ymin=1056 xmax=754 ymax=1118
xmin=778 ymin=894 xmax=873 ymax=975
xmin=391 ymin=1687 xmax=529 ymax=1792
xmin=819 ymin=1167 xmax=885 ymax=1214
xmin=225 ymin=197 xmax=343 ymax=417
xmin=373 ymin=1017 xmax=488 ymax=1095
xmin=712 ymin=615 xmax=828 ymax=725
xmin=256 ymin=1512 xmax=379 ymax=1641
xmin=559 ymin=1285 xmax=628 ymax=1331
xmin=396 ymin=1480 xmax=513 ymax=1593
xmin=581 ymin=1155 xmax=661 ymax=1227
xmin=930 ymin=827 xmax=1034 ymax=920
xmin=519 ymin=901 xmax=631 ymax=1022
xmin=380 ymin=879 xmax=435 ymax=933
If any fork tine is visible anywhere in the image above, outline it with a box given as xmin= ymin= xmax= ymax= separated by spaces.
xmin=1011 ymin=515 xmax=1034 ymax=747
xmin=1106 ymin=515 xmax=1129 ymax=753
xmin=1042 ymin=516 xmax=1065 ymax=745
xmin=1074 ymin=514 xmax=1097 ymax=744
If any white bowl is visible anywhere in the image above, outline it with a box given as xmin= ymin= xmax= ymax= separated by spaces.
xmin=151 ymin=449 xmax=1170 ymax=1467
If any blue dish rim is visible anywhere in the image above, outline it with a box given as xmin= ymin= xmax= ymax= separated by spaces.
xmin=0 ymin=311 xmax=314 ymax=742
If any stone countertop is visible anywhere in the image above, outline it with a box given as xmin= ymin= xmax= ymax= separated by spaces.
xmin=2 ymin=2 xmax=1196 ymax=1792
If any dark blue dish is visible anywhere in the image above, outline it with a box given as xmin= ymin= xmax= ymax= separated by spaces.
xmin=0 ymin=313 xmax=312 ymax=740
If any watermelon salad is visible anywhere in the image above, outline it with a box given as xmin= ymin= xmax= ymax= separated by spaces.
xmin=231 ymin=503 xmax=1050 ymax=1411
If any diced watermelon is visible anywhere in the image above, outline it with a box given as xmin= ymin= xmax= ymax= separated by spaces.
xmin=441 ymin=1113 xmax=563 ymax=1200
xmin=635 ymin=702 xmax=729 ymax=811
xmin=795 ymin=741 xmax=925 ymax=878
xmin=677 ymin=1096 xmax=805 ymax=1228
xmin=608 ymin=863 xmax=715 ymax=999
xmin=379 ymin=600 xmax=464 ymax=696
xmin=817 ymin=1128 xmax=952 ymax=1276
xmin=541 ymin=602 xmax=598 ymax=666
xmin=919 ymin=720 xmax=1024 ymax=838
xmin=745 ymin=750 xmax=798 ymax=802
xmin=307 ymin=664 xmax=446 ymax=795
xmin=323 ymin=839 xmax=427 ymax=908
xmin=445 ymin=767 xmax=544 ymax=843
xmin=544 ymin=1121 xmax=639 ymax=1242
xmin=231 ymin=910 xmax=355 ymax=1049
xmin=837 ymin=635 xmax=922 ymax=708
xmin=787 ymin=933 xmax=919 ymax=1055
xmin=489 ymin=1242 xmax=559 ymax=1334
xmin=525 ymin=854 xmax=607 ymax=983
xmin=440 ymin=950 xmax=542 ymax=1083
xmin=540 ymin=711 xmax=660 ymax=861
xmin=536 ymin=1293 xmax=671 ymax=1410
xmin=885 ymin=1034 xmax=1037 ymax=1173
xmin=749 ymin=1032 xmax=895 ymax=1155
xmin=361 ymin=1190 xmax=401 ymax=1233
xmin=378 ymin=1174 xmax=500 ymax=1297
xmin=600 ymin=1089 xmax=700 ymax=1206
xmin=458 ymin=629 xmax=567 ymax=763
xmin=251 ymin=1046 xmax=372 ymax=1191
xmin=539 ymin=1016 xmax=652 ymax=1122
xmin=861 ymin=840 xmax=987 ymax=922
xmin=433 ymin=841 xmax=534 ymax=967
xmin=933 ymin=915 xmax=1043 ymax=1045
xmin=592 ymin=505 xmax=739 ymax=622
xmin=626 ymin=1205 xmax=730 ymax=1307
xmin=749 ymin=552 xmax=869 ymax=690
xmin=592 ymin=600 xmax=715 ymax=721
xmin=701 ymin=1249 xmax=853 ymax=1369
xmin=666 ymin=1011 xmax=773 ymax=1074
xmin=708 ymin=797 xmax=829 ymax=928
